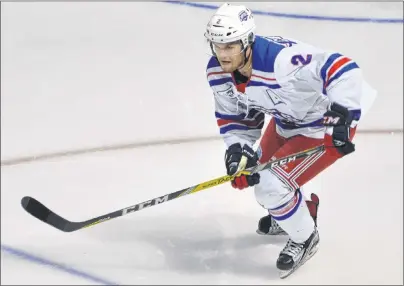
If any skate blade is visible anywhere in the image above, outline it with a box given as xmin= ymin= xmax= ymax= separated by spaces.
xmin=279 ymin=243 xmax=319 ymax=279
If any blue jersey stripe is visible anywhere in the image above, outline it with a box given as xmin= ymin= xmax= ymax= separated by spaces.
xmin=215 ymin=110 xmax=265 ymax=121
xmin=215 ymin=112 xmax=246 ymax=121
xmin=248 ymin=81 xmax=282 ymax=89
xmin=219 ymin=121 xmax=264 ymax=134
xmin=220 ymin=124 xmax=250 ymax=134
xmin=209 ymin=77 xmax=233 ymax=87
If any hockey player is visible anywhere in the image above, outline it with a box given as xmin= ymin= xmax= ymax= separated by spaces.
xmin=204 ymin=3 xmax=377 ymax=278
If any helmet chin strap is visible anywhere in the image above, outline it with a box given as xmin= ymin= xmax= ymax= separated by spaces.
xmin=236 ymin=44 xmax=252 ymax=72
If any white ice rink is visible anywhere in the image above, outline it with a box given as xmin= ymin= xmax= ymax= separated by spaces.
xmin=1 ymin=2 xmax=403 ymax=285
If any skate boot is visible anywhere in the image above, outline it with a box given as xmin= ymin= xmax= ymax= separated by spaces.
xmin=276 ymin=227 xmax=320 ymax=279
xmin=256 ymin=192 xmax=320 ymax=235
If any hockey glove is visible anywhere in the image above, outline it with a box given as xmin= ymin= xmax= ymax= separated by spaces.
xmin=224 ymin=143 xmax=260 ymax=190
xmin=323 ymin=102 xmax=355 ymax=156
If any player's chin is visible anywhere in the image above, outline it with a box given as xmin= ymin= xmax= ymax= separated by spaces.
xmin=220 ymin=61 xmax=236 ymax=73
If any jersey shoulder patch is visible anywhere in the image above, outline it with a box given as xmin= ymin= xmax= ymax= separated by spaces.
xmin=252 ymin=36 xmax=292 ymax=73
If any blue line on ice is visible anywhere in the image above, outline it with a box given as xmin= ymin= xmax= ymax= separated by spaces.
xmin=1 ymin=244 xmax=120 ymax=285
xmin=163 ymin=1 xmax=404 ymax=24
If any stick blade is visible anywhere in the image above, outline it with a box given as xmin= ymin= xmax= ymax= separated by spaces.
xmin=21 ymin=196 xmax=74 ymax=232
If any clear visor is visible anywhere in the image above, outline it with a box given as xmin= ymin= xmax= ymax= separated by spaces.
xmin=204 ymin=38 xmax=247 ymax=58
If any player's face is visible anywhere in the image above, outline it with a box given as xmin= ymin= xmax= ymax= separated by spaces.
xmin=212 ymin=42 xmax=245 ymax=72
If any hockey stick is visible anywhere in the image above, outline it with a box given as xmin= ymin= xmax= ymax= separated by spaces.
xmin=21 ymin=144 xmax=325 ymax=233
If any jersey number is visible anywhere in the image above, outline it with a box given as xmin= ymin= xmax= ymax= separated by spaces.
xmin=291 ymin=54 xmax=312 ymax=66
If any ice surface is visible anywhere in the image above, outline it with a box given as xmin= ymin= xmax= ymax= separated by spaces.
xmin=1 ymin=134 xmax=403 ymax=284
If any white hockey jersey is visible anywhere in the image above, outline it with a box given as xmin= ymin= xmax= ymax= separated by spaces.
xmin=206 ymin=35 xmax=377 ymax=148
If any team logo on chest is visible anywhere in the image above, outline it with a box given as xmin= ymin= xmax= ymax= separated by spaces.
xmin=216 ymin=84 xmax=236 ymax=98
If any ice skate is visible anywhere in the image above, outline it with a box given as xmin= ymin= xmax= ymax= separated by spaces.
xmin=277 ymin=227 xmax=320 ymax=279
xmin=256 ymin=214 xmax=287 ymax=235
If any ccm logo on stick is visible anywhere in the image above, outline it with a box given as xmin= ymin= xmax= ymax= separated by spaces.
xmin=122 ymin=195 xmax=169 ymax=215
